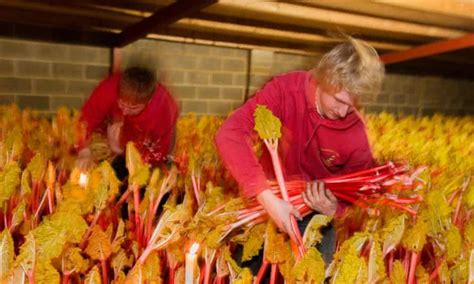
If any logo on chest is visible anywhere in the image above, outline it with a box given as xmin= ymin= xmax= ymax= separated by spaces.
xmin=320 ymin=148 xmax=340 ymax=168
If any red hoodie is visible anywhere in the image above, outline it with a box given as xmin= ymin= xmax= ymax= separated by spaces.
xmin=215 ymin=71 xmax=374 ymax=200
xmin=80 ymin=73 xmax=179 ymax=164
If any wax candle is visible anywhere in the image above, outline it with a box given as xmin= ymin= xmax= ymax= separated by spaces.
xmin=185 ymin=242 xmax=200 ymax=284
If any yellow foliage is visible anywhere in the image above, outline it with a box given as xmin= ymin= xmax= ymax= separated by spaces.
xmin=84 ymin=266 xmax=102 ymax=284
xmin=389 ymin=260 xmax=406 ymax=284
xmin=85 ymin=225 xmax=112 ymax=261
xmin=35 ymin=261 xmax=60 ymax=284
xmin=0 ymin=162 xmax=21 ymax=206
xmin=234 ymin=268 xmax=254 ymax=284
xmin=126 ymin=142 xmax=150 ymax=186
xmin=302 ymin=214 xmax=332 ymax=249
xmin=254 ymin=105 xmax=281 ymax=140
xmin=64 ymin=247 xmax=89 ymax=274
xmin=381 ymin=214 xmax=407 ymax=256
xmin=445 ymin=225 xmax=462 ymax=262
xmin=241 ymin=223 xmax=266 ymax=262
xmin=291 ymin=247 xmax=325 ymax=284
xmin=0 ymin=229 xmax=14 ymax=280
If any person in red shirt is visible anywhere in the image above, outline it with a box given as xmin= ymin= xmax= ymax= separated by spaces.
xmin=216 ymin=37 xmax=384 ymax=267
xmin=76 ymin=66 xmax=179 ymax=175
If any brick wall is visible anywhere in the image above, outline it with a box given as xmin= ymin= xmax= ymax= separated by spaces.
xmin=120 ymin=40 xmax=248 ymax=116
xmin=1 ymin=36 xmax=473 ymax=116
xmin=0 ymin=37 xmax=109 ymax=113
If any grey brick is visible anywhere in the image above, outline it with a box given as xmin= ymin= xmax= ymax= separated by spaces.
xmin=221 ymin=87 xmax=244 ymax=100
xmin=32 ymin=43 xmax=68 ymax=61
xmin=211 ymin=73 xmax=233 ymax=85
xmin=363 ymin=105 xmax=385 ymax=113
xmin=97 ymin=48 xmax=110 ymax=64
xmin=233 ymin=74 xmax=247 ymax=86
xmin=398 ymin=106 xmax=418 ymax=116
xmin=181 ymin=100 xmax=207 ymax=113
xmin=0 ymin=59 xmax=14 ymax=76
xmin=16 ymin=61 xmax=50 ymax=77
xmin=168 ymin=56 xmax=197 ymax=69
xmin=390 ymin=93 xmax=406 ymax=105
xmin=405 ymin=90 xmax=421 ymax=105
xmin=231 ymin=101 xmax=244 ymax=110
xmin=197 ymin=57 xmax=221 ymax=71
xmin=51 ymin=96 xmax=83 ymax=110
xmin=375 ymin=93 xmax=389 ymax=104
xmin=197 ymin=87 xmax=220 ymax=99
xmin=34 ymin=79 xmax=66 ymax=95
xmin=86 ymin=65 xmax=109 ymax=80
xmin=67 ymin=80 xmax=97 ymax=95
xmin=0 ymin=95 xmax=15 ymax=104
xmin=185 ymin=72 xmax=209 ymax=85
xmin=185 ymin=44 xmax=211 ymax=55
xmin=172 ymin=86 xmax=196 ymax=99
xmin=162 ymin=70 xmax=185 ymax=85
xmin=420 ymin=107 xmax=436 ymax=116
xmin=0 ymin=40 xmax=33 ymax=58
xmin=208 ymin=101 xmax=233 ymax=115
xmin=17 ymin=95 xmax=49 ymax=110
xmin=222 ymin=59 xmax=246 ymax=72
xmin=0 ymin=78 xmax=31 ymax=93
xmin=250 ymin=74 xmax=270 ymax=88
xmin=53 ymin=63 xmax=84 ymax=78
xmin=211 ymin=47 xmax=235 ymax=57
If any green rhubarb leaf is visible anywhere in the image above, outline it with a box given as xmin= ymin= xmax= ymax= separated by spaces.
xmin=254 ymin=105 xmax=281 ymax=140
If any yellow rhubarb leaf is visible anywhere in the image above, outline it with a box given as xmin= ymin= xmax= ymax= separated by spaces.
xmin=126 ymin=142 xmax=150 ymax=187
xmin=291 ymin=247 xmax=325 ymax=284
xmin=241 ymin=223 xmax=266 ymax=262
xmin=389 ymin=260 xmax=406 ymax=284
xmin=234 ymin=267 xmax=254 ymax=284
xmin=381 ymin=214 xmax=407 ymax=256
xmin=85 ymin=225 xmax=112 ymax=261
xmin=0 ymin=162 xmax=21 ymax=207
xmin=84 ymin=266 xmax=102 ymax=284
xmin=254 ymin=105 xmax=281 ymax=140
xmin=34 ymin=261 xmax=60 ymax=284
xmin=302 ymin=214 xmax=332 ymax=249
xmin=64 ymin=247 xmax=89 ymax=274
xmin=0 ymin=229 xmax=14 ymax=280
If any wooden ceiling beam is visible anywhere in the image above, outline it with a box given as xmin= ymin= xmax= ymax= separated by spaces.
xmin=294 ymin=1 xmax=474 ymax=31
xmin=116 ymin=0 xmax=218 ymax=47
xmin=172 ymin=18 xmax=411 ymax=52
xmin=205 ymin=1 xmax=466 ymax=42
xmin=376 ymin=0 xmax=474 ymax=20
xmin=380 ymin=34 xmax=474 ymax=64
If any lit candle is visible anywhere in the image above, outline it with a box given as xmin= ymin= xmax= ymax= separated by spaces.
xmin=185 ymin=242 xmax=200 ymax=284
xmin=79 ymin=172 xmax=89 ymax=188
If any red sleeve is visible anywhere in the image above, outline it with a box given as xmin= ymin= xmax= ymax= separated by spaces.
xmin=138 ymin=86 xmax=179 ymax=164
xmin=215 ymin=78 xmax=284 ymax=199
xmin=78 ymin=75 xmax=118 ymax=148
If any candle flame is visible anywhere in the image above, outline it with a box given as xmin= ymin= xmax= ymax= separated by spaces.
xmin=189 ymin=242 xmax=199 ymax=255
xmin=79 ymin=172 xmax=88 ymax=187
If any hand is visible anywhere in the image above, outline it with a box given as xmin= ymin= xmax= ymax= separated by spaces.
xmin=303 ymin=181 xmax=337 ymax=217
xmin=76 ymin=147 xmax=93 ymax=171
xmin=257 ymin=189 xmax=302 ymax=242
xmin=107 ymin=121 xmax=124 ymax=155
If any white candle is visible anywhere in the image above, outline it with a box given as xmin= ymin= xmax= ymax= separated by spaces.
xmin=185 ymin=242 xmax=200 ymax=284
xmin=79 ymin=172 xmax=88 ymax=188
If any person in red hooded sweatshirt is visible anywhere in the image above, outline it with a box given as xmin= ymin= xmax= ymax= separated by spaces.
xmin=76 ymin=66 xmax=179 ymax=178
xmin=215 ymin=37 xmax=384 ymax=270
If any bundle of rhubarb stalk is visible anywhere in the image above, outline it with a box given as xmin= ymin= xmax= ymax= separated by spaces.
xmin=0 ymin=104 xmax=472 ymax=284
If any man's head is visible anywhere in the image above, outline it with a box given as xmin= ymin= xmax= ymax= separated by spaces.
xmin=118 ymin=67 xmax=157 ymax=116
xmin=314 ymin=37 xmax=385 ymax=120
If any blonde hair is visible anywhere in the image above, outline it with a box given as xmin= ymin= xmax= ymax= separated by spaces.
xmin=314 ymin=37 xmax=385 ymax=102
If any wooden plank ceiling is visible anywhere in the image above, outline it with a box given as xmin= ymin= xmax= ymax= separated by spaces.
xmin=0 ymin=0 xmax=472 ymax=78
